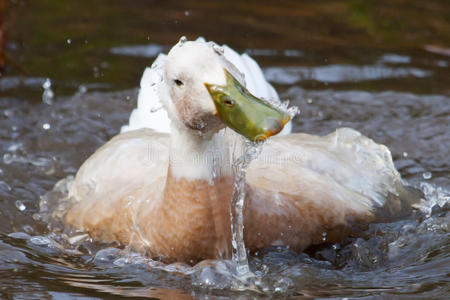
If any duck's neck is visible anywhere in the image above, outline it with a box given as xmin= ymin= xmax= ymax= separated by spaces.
xmin=144 ymin=126 xmax=235 ymax=262
xmin=168 ymin=126 xmax=232 ymax=182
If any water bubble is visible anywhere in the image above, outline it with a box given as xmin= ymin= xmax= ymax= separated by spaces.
xmin=402 ymin=152 xmax=408 ymax=158
xmin=42 ymin=123 xmax=51 ymax=130
xmin=15 ymin=200 xmax=26 ymax=211
xmin=422 ymin=172 xmax=432 ymax=180
xmin=66 ymin=38 xmax=72 ymax=45
xmin=178 ymin=36 xmax=187 ymax=45
xmin=307 ymin=98 xmax=313 ymax=104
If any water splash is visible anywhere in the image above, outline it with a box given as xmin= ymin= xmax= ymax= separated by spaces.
xmin=260 ymin=97 xmax=300 ymax=120
xmin=229 ymin=138 xmax=263 ymax=289
xmin=413 ymin=182 xmax=450 ymax=217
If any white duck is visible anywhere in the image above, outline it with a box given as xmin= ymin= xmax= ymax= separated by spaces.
xmin=64 ymin=38 xmax=415 ymax=263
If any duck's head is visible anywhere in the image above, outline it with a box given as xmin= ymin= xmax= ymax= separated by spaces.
xmin=162 ymin=38 xmax=290 ymax=141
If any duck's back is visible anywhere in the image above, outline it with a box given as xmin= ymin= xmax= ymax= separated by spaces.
xmin=244 ymin=128 xmax=418 ymax=250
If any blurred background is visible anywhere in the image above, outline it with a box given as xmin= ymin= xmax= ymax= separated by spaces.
xmin=2 ymin=0 xmax=450 ymax=94
xmin=0 ymin=0 xmax=449 ymax=299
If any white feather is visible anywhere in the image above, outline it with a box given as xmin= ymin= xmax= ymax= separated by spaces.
xmin=121 ymin=37 xmax=292 ymax=135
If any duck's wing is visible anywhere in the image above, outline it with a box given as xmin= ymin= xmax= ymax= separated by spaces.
xmin=66 ymin=129 xmax=169 ymax=243
xmin=247 ymin=128 xmax=414 ymax=224
xmin=121 ymin=37 xmax=291 ymax=134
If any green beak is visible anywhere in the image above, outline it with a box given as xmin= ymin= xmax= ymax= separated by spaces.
xmin=205 ymin=69 xmax=290 ymax=142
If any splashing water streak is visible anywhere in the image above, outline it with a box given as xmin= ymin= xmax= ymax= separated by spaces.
xmin=42 ymin=78 xmax=54 ymax=105
xmin=230 ymin=139 xmax=263 ymax=289
xmin=228 ymin=101 xmax=300 ymax=291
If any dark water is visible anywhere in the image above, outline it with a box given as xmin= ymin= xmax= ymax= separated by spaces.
xmin=1 ymin=0 xmax=449 ymax=298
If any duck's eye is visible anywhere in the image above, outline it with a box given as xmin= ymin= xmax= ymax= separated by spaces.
xmin=223 ymin=98 xmax=234 ymax=107
xmin=174 ymin=79 xmax=184 ymax=86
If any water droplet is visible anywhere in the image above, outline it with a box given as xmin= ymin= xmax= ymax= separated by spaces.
xmin=15 ymin=200 xmax=26 ymax=211
xmin=42 ymin=123 xmax=51 ymax=130
xmin=403 ymin=152 xmax=408 ymax=158
xmin=307 ymin=98 xmax=313 ymax=104
xmin=422 ymin=172 xmax=432 ymax=180
xmin=322 ymin=231 xmax=327 ymax=241
xmin=178 ymin=36 xmax=187 ymax=45
xmin=66 ymin=38 xmax=72 ymax=45
xmin=93 ymin=66 xmax=100 ymax=78
xmin=42 ymin=78 xmax=51 ymax=89
xmin=288 ymin=106 xmax=300 ymax=118
xmin=42 ymin=78 xmax=54 ymax=105
xmin=212 ymin=44 xmax=224 ymax=56
xmin=3 ymin=153 xmax=13 ymax=164
xmin=184 ymin=10 xmax=190 ymax=16
xmin=77 ymin=85 xmax=87 ymax=94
